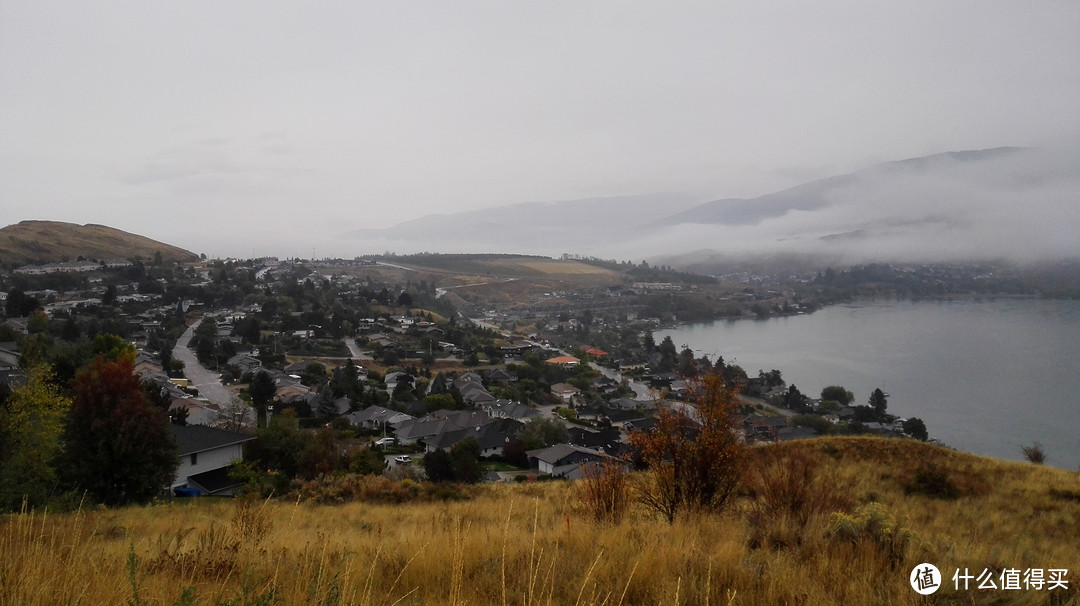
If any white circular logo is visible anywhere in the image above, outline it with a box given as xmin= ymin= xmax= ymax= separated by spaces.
xmin=910 ymin=563 xmax=941 ymax=595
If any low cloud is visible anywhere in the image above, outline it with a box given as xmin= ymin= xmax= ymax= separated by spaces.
xmin=625 ymin=146 xmax=1080 ymax=266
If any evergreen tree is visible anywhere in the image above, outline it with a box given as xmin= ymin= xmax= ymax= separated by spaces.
xmin=249 ymin=370 xmax=277 ymax=427
xmin=657 ymin=336 xmax=678 ymax=372
xmin=450 ymin=437 xmax=483 ymax=483
xmin=423 ymin=448 xmax=454 ymax=482
xmin=869 ymin=388 xmax=888 ymax=420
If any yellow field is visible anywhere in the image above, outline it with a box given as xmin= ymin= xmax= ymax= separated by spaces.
xmin=509 ymin=261 xmax=616 ymax=276
xmin=2 ymin=438 xmax=1078 ymax=605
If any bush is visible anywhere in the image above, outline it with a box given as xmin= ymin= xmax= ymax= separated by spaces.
xmin=747 ymin=444 xmax=849 ymax=528
xmin=576 ymin=459 xmax=631 ymax=524
xmin=905 ymin=465 xmax=959 ymax=500
xmin=828 ymin=502 xmax=915 ymax=568
xmin=1021 ymin=441 xmax=1046 ymax=464
xmin=629 ymin=371 xmax=745 ymax=522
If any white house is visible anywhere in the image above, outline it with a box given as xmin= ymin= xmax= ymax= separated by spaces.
xmin=169 ymin=424 xmax=255 ymax=496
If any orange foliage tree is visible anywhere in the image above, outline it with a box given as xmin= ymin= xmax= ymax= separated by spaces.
xmin=629 ymin=370 xmax=745 ymax=522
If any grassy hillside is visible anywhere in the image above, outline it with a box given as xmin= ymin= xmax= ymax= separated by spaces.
xmin=0 ymin=220 xmax=199 ymax=266
xmin=2 ymin=437 xmax=1078 ymax=605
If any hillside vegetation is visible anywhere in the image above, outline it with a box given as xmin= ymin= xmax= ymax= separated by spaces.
xmin=0 ymin=220 xmax=199 ymax=267
xmin=3 ymin=437 xmax=1078 ymax=605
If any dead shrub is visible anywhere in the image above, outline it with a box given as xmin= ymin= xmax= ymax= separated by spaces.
xmin=747 ymin=444 xmax=850 ymax=528
xmin=1021 ymin=441 xmax=1047 ymax=464
xmin=576 ymin=459 xmax=631 ymax=523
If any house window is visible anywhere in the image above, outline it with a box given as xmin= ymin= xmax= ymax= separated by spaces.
xmin=190 ymin=452 xmax=198 ymax=466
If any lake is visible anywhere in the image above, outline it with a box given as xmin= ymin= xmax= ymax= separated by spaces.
xmin=657 ymin=298 xmax=1080 ymax=470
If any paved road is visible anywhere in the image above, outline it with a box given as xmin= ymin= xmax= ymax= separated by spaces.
xmin=595 ymin=366 xmax=655 ymax=402
xmin=343 ymin=337 xmax=373 ymax=361
xmin=175 ymin=323 xmax=255 ymax=427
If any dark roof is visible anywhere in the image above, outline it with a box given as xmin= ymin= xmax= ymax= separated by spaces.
xmin=567 ymin=427 xmax=622 ymax=450
xmin=777 ymin=426 xmax=819 ymax=441
xmin=169 ymin=424 xmax=254 ymax=456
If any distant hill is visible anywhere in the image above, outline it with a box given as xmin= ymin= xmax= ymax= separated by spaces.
xmin=341 ymin=146 xmax=1080 ymax=266
xmin=0 ymin=221 xmax=199 ymax=267
xmin=342 ymin=193 xmax=703 ymax=256
xmin=654 ymin=147 xmax=1027 ymax=227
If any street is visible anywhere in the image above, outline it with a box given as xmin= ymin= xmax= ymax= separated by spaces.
xmin=174 ymin=323 xmax=255 ymax=427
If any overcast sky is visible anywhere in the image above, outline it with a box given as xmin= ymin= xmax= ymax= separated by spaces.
xmin=2 ymin=2 xmax=1078 ymax=259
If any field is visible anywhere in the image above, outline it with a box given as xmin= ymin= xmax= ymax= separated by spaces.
xmin=2 ymin=437 xmax=1079 ymax=605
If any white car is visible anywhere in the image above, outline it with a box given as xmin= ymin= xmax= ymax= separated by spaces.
xmin=374 ymin=437 xmax=396 ymax=447
xmin=395 ymin=455 xmax=412 ymax=465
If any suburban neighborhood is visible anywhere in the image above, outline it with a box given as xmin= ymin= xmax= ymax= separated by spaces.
xmin=1 ymin=252 xmax=928 ymax=502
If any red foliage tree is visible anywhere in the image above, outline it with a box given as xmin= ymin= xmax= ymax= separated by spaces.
xmin=62 ymin=351 xmax=178 ymax=505
xmin=629 ymin=370 xmax=745 ymax=522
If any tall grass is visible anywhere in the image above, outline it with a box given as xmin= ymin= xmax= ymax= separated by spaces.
xmin=2 ymin=437 xmax=1078 ymax=605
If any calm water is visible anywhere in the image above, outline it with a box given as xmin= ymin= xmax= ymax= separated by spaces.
xmin=657 ymin=299 xmax=1080 ymax=470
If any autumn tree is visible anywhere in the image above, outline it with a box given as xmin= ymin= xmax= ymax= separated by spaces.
xmin=62 ymin=349 xmax=178 ymax=505
xmin=629 ymin=370 xmax=745 ymax=523
xmin=0 ymin=364 xmax=71 ymax=511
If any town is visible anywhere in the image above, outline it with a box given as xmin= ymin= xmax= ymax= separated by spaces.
xmin=1 ymin=252 xmax=929 ymax=504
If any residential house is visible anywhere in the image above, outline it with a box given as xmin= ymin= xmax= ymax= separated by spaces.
xmin=0 ymin=342 xmax=20 ymax=371
xmin=608 ymin=397 xmax=653 ymax=411
xmin=458 ymin=382 xmax=497 ymax=407
xmin=345 ymin=405 xmax=415 ymax=431
xmin=394 ymin=416 xmax=466 ymax=446
xmin=550 ymin=383 xmax=581 ymax=404
xmin=169 ymin=424 xmax=255 ymax=496
xmin=567 ymin=427 xmax=623 ymax=453
xmin=424 ymin=418 xmax=525 ymax=457
xmin=283 ymin=360 xmax=320 ymax=376
xmin=525 ymin=444 xmax=610 ymax=476
xmin=481 ymin=399 xmax=541 ymax=421
xmin=743 ymin=416 xmax=789 ymax=442
xmin=480 ymin=368 xmax=517 ymax=386
xmin=777 ymin=426 xmax=819 ymax=441
xmin=545 ymin=355 xmax=580 ymax=367
xmin=227 ymin=353 xmax=263 ymax=376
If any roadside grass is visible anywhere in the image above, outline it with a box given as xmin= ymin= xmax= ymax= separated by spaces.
xmin=1 ymin=438 xmax=1078 ymax=605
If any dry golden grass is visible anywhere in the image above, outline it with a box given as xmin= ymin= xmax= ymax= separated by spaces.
xmin=2 ymin=438 xmax=1078 ymax=605
xmin=0 ymin=220 xmax=199 ymax=265
xmin=508 ymin=261 xmax=616 ymax=276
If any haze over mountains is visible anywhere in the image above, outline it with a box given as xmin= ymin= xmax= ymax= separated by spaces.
xmin=345 ymin=146 xmax=1080 ymax=268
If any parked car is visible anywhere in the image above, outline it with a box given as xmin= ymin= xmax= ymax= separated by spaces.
xmin=374 ymin=437 xmax=396 ymax=447
xmin=395 ymin=455 xmax=411 ymax=465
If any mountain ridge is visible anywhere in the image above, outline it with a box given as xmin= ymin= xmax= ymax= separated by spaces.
xmin=337 ymin=145 xmax=1073 ymax=264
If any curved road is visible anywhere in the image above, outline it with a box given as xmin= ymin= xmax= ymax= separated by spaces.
xmin=175 ymin=323 xmax=255 ymax=427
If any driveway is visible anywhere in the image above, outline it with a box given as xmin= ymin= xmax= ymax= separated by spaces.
xmin=343 ymin=337 xmax=373 ymax=361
